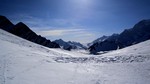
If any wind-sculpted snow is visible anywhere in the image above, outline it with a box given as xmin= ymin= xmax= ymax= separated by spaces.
xmin=54 ymin=55 xmax=150 ymax=63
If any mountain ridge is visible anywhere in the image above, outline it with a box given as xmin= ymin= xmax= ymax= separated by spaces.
xmin=0 ymin=15 xmax=60 ymax=48
xmin=89 ymin=19 xmax=150 ymax=54
xmin=53 ymin=39 xmax=87 ymax=50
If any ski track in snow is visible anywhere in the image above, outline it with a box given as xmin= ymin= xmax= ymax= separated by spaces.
xmin=0 ymin=29 xmax=150 ymax=84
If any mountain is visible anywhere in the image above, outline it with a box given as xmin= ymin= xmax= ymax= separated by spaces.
xmin=53 ymin=39 xmax=71 ymax=50
xmin=89 ymin=19 xmax=150 ymax=54
xmin=1 ymin=28 xmax=150 ymax=84
xmin=53 ymin=39 xmax=87 ymax=50
xmin=0 ymin=16 xmax=14 ymax=31
xmin=0 ymin=15 xmax=60 ymax=48
xmin=68 ymin=41 xmax=87 ymax=49
xmin=87 ymin=35 xmax=109 ymax=47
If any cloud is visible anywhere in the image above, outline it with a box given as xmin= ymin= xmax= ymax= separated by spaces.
xmin=10 ymin=14 xmax=79 ymax=27
xmin=34 ymin=28 xmax=96 ymax=43
xmin=36 ymin=29 xmax=86 ymax=36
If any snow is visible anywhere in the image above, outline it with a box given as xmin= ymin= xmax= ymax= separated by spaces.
xmin=0 ymin=29 xmax=150 ymax=84
xmin=101 ymin=39 xmax=150 ymax=57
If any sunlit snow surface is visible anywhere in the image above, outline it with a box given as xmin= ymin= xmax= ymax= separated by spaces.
xmin=0 ymin=29 xmax=150 ymax=84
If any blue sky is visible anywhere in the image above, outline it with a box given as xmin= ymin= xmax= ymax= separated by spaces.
xmin=0 ymin=0 xmax=150 ymax=43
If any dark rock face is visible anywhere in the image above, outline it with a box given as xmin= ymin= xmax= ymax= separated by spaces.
xmin=0 ymin=15 xmax=60 ymax=48
xmin=87 ymin=35 xmax=109 ymax=47
xmin=89 ymin=19 xmax=150 ymax=54
xmin=53 ymin=39 xmax=71 ymax=50
xmin=0 ymin=16 xmax=14 ymax=31
xmin=118 ymin=20 xmax=150 ymax=48
xmin=89 ymin=41 xmax=118 ymax=54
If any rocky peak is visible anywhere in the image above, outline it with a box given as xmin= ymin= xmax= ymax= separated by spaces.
xmin=0 ymin=15 xmax=14 ymax=31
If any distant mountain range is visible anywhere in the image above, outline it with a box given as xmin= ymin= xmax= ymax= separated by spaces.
xmin=0 ymin=15 xmax=60 ymax=48
xmin=89 ymin=19 xmax=150 ymax=54
xmin=53 ymin=39 xmax=87 ymax=51
xmin=1 ymin=15 xmax=150 ymax=54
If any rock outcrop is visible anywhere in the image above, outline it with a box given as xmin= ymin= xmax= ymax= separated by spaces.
xmin=0 ymin=16 xmax=14 ymax=31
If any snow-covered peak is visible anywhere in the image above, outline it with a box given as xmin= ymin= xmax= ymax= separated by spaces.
xmin=53 ymin=39 xmax=87 ymax=50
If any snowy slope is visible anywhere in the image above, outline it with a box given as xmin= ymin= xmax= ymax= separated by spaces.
xmin=101 ymin=40 xmax=150 ymax=57
xmin=0 ymin=29 xmax=150 ymax=84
